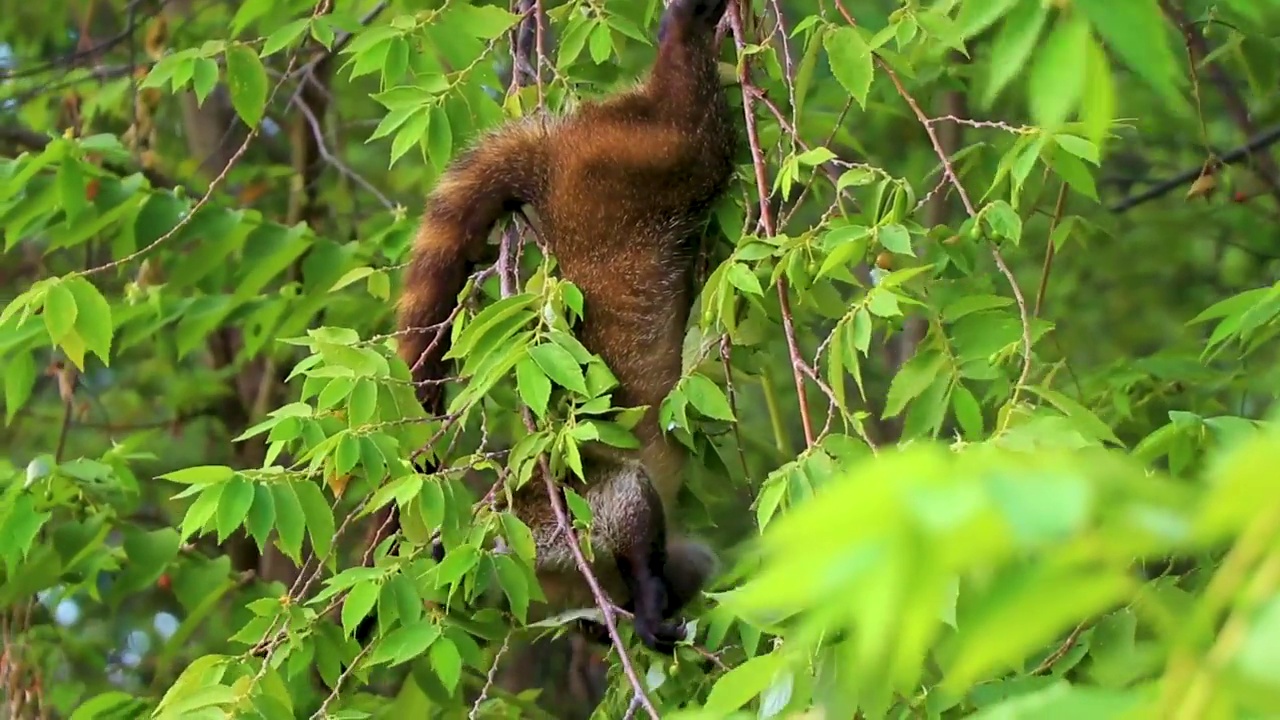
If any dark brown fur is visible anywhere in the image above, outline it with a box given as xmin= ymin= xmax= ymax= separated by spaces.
xmin=375 ymin=0 xmax=736 ymax=654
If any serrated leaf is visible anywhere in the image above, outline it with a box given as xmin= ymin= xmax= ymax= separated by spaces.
xmin=884 ymin=353 xmax=946 ymax=418
xmin=704 ymin=651 xmax=787 ymax=713
xmin=515 ymin=356 xmax=551 ymax=417
xmin=161 ymin=465 xmax=235 ymax=485
xmin=727 ymin=262 xmax=764 ymax=296
xmin=1073 ymin=0 xmax=1182 ymax=105
xmin=263 ymin=18 xmax=310 ymax=56
xmin=57 ymin=156 xmax=87 ymax=224
xmin=956 ymin=0 xmax=1022 ymax=39
xmin=370 ymin=622 xmax=441 ymax=666
xmin=342 ymin=580 xmax=380 ymax=636
xmin=65 ymin=277 xmax=112 ymax=365
xmin=270 ymin=483 xmax=306 ymax=562
xmin=589 ymin=20 xmax=613 ymax=64
xmin=180 ymin=484 xmax=225 ymax=540
xmin=294 ymin=481 xmax=335 ymax=559
xmin=42 ymin=282 xmax=77 ymax=343
xmin=825 ymin=27 xmax=874 ymax=108
xmin=5 ymin=352 xmax=36 ymax=424
xmin=983 ymin=0 xmax=1047 ymax=108
xmin=528 ymin=342 xmax=587 ymax=395
xmin=245 ymin=483 xmax=276 ymax=550
xmin=429 ymin=637 xmax=463 ymax=694
xmin=684 ymin=374 xmax=736 ymax=421
xmin=226 ymin=44 xmax=268 ymax=128
xmin=434 ymin=545 xmax=479 ymax=589
xmin=450 ymin=3 xmax=520 ymax=40
xmin=192 ymin=58 xmax=219 ymax=105
xmin=425 ymin=102 xmax=453 ymax=172
xmin=1080 ymin=35 xmax=1116 ymax=149
xmin=215 ymin=477 xmax=255 ymax=541
xmin=952 ymin=383 xmax=984 ymax=440
xmin=984 ymin=200 xmax=1022 ymax=244
xmin=878 ymin=223 xmax=912 ymax=255
xmin=1028 ymin=12 xmax=1089 ymax=130
xmin=390 ymin=108 xmax=430 ymax=168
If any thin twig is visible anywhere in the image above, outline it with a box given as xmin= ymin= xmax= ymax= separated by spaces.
xmin=1033 ymin=183 xmax=1069 ymax=318
xmin=729 ymin=3 xmax=815 ymax=449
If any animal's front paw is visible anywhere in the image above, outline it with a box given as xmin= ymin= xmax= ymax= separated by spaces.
xmin=634 ymin=614 xmax=686 ymax=655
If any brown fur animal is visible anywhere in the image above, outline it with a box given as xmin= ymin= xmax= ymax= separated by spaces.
xmin=378 ymin=0 xmax=737 ymax=654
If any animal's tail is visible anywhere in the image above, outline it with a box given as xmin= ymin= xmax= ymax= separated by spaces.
xmin=354 ymin=122 xmax=549 ymax=648
xmin=396 ymin=119 xmax=551 ymax=414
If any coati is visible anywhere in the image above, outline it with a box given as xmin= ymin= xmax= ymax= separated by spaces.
xmin=372 ymin=0 xmax=738 ymax=655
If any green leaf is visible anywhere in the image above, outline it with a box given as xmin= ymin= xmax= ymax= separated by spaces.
xmin=216 ymin=477 xmax=255 ymax=541
xmin=1045 ymin=143 xmax=1099 ymax=201
xmin=884 ymin=353 xmax=946 ymax=418
xmin=57 ymin=156 xmax=87 ymax=224
xmin=727 ymin=263 xmax=764 ymax=296
xmin=347 ymin=378 xmax=378 ymax=426
xmin=982 ymin=0 xmax=1047 ymax=107
xmin=984 ymin=201 xmax=1022 ymax=244
xmin=294 ymin=481 xmax=335 ymax=559
xmin=450 ymin=3 xmax=521 ymax=40
xmin=270 ymin=483 xmax=306 ymax=562
xmin=335 ymin=433 xmax=361 ymax=475
xmin=192 ymin=58 xmax=219 ymax=105
xmin=225 ymin=44 xmax=269 ymax=128
xmin=65 ymin=277 xmax=113 ymax=365
xmin=342 ymin=580 xmax=380 ymax=636
xmin=115 ymin=527 xmax=181 ymax=598
xmin=425 ymin=102 xmax=453 ymax=172
xmin=263 ymin=18 xmax=310 ymax=56
xmin=704 ymin=651 xmax=787 ymax=713
xmin=825 ymin=27 xmax=874 ymax=108
xmin=429 ymin=637 xmax=463 ymax=694
xmin=515 ymin=356 xmax=552 ymax=417
xmin=1028 ymin=12 xmax=1089 ymax=130
xmin=4 ymin=351 xmax=36 ymax=424
xmin=952 ymin=383 xmax=984 ymax=440
xmin=370 ymin=622 xmax=441 ymax=666
xmin=1080 ymin=34 xmax=1116 ymax=148
xmin=160 ymin=465 xmax=235 ymax=485
xmin=1073 ymin=0 xmax=1182 ymax=105
xmin=230 ymin=0 xmax=273 ymax=35
xmin=245 ymin=483 xmax=276 ymax=550
xmin=435 ymin=545 xmax=479 ymax=588
xmin=589 ymin=20 xmax=613 ymax=64
xmin=684 ymin=374 xmax=736 ymax=421
xmin=878 ymin=223 xmax=912 ymax=255
xmin=180 ymin=484 xmax=225 ymax=540
xmin=493 ymin=554 xmax=531 ymax=621
xmin=42 ymin=281 xmax=77 ymax=344
xmin=956 ymin=0 xmax=1022 ymax=39
xmin=946 ymin=566 xmax=1134 ymax=690
xmin=966 ymin=682 xmax=1141 ymax=720
xmin=390 ymin=108 xmax=431 ymax=168
xmin=528 ymin=342 xmax=587 ymax=395
xmin=70 ymin=692 xmax=145 ymax=720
